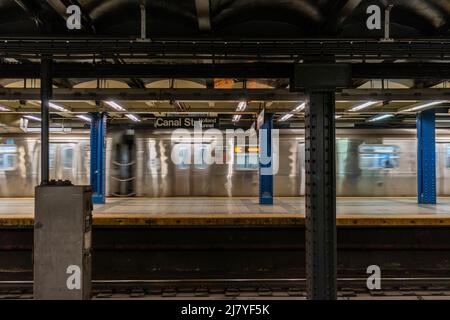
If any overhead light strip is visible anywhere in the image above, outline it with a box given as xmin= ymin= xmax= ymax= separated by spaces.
xmin=105 ymin=101 xmax=127 ymax=111
xmin=368 ymin=114 xmax=394 ymax=122
xmin=278 ymin=102 xmax=305 ymax=122
xmin=232 ymin=101 xmax=247 ymax=122
xmin=0 ymin=104 xmax=11 ymax=112
xmin=49 ymin=102 xmax=70 ymax=113
xmin=401 ymin=101 xmax=447 ymax=112
xmin=347 ymin=101 xmax=379 ymax=112
xmin=292 ymin=102 xmax=305 ymax=113
xmin=104 ymin=101 xmax=140 ymax=122
xmin=23 ymin=115 xmax=42 ymax=122
xmin=76 ymin=115 xmax=92 ymax=122
xmin=279 ymin=113 xmax=294 ymax=122
xmin=236 ymin=101 xmax=247 ymax=112
xmin=232 ymin=114 xmax=242 ymax=122
xmin=125 ymin=114 xmax=141 ymax=122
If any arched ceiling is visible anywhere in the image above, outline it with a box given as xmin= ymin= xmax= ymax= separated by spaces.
xmin=0 ymin=0 xmax=448 ymax=38
xmin=0 ymin=1 xmax=449 ymax=130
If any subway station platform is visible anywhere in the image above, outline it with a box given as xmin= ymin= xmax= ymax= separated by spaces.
xmin=1 ymin=197 xmax=450 ymax=227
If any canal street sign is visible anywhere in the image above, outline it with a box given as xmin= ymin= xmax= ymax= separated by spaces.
xmin=154 ymin=117 xmax=218 ymax=129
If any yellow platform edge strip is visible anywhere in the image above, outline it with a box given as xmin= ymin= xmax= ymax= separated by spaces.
xmin=2 ymin=214 xmax=450 ymax=227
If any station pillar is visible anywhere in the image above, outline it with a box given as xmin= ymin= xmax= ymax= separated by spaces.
xmin=259 ymin=112 xmax=274 ymax=205
xmin=90 ymin=112 xmax=107 ymax=204
xmin=34 ymin=57 xmax=93 ymax=300
xmin=304 ymin=91 xmax=337 ymax=300
xmin=417 ymin=109 xmax=436 ymax=205
xmin=293 ymin=63 xmax=350 ymax=300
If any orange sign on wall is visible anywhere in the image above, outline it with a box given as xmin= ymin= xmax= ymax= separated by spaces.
xmin=214 ymin=79 xmax=234 ymax=89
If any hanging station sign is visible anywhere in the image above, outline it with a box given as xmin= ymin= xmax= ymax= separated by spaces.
xmin=154 ymin=117 xmax=219 ymax=129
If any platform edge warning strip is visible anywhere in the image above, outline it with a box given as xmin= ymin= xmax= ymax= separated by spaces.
xmin=2 ymin=214 xmax=450 ymax=227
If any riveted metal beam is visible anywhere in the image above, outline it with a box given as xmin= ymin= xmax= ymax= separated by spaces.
xmin=0 ymin=62 xmax=449 ymax=81
xmin=1 ymin=88 xmax=449 ymax=102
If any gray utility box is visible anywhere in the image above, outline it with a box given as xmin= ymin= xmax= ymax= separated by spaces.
xmin=34 ymin=181 xmax=93 ymax=300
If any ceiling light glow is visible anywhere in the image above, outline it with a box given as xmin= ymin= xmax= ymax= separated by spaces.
xmin=23 ymin=115 xmax=42 ymax=122
xmin=76 ymin=115 xmax=92 ymax=122
xmin=279 ymin=113 xmax=294 ymax=122
xmin=402 ymin=101 xmax=447 ymax=112
xmin=236 ymin=101 xmax=247 ymax=112
xmin=125 ymin=114 xmax=141 ymax=122
xmin=232 ymin=115 xmax=241 ymax=122
xmin=348 ymin=101 xmax=379 ymax=112
xmin=49 ymin=102 xmax=70 ymax=112
xmin=368 ymin=114 xmax=394 ymax=122
xmin=0 ymin=105 xmax=11 ymax=112
xmin=292 ymin=102 xmax=305 ymax=112
xmin=105 ymin=101 xmax=126 ymax=111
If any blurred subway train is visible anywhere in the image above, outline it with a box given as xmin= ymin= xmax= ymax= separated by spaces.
xmin=0 ymin=128 xmax=449 ymax=198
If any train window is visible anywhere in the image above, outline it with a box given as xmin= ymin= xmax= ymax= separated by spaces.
xmin=445 ymin=145 xmax=450 ymax=168
xmin=194 ymin=144 xmax=211 ymax=169
xmin=62 ymin=147 xmax=74 ymax=169
xmin=84 ymin=145 xmax=90 ymax=169
xmin=234 ymin=145 xmax=259 ymax=171
xmin=173 ymin=144 xmax=190 ymax=170
xmin=214 ymin=145 xmax=228 ymax=164
xmin=147 ymin=140 xmax=161 ymax=172
xmin=49 ymin=144 xmax=56 ymax=169
xmin=359 ymin=145 xmax=400 ymax=170
xmin=0 ymin=145 xmax=17 ymax=171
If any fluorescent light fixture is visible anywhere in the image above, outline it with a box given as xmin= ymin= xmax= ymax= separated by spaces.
xmin=348 ymin=101 xmax=378 ymax=112
xmin=232 ymin=115 xmax=241 ymax=122
xmin=368 ymin=114 xmax=394 ymax=122
xmin=279 ymin=113 xmax=294 ymax=122
xmin=76 ymin=115 xmax=92 ymax=122
xmin=49 ymin=102 xmax=70 ymax=112
xmin=0 ymin=105 xmax=11 ymax=111
xmin=292 ymin=102 xmax=306 ymax=112
xmin=401 ymin=101 xmax=447 ymax=112
xmin=335 ymin=115 xmax=342 ymax=119
xmin=125 ymin=114 xmax=141 ymax=122
xmin=26 ymin=128 xmax=72 ymax=133
xmin=231 ymin=102 xmax=247 ymax=122
xmin=236 ymin=101 xmax=247 ymax=112
xmin=23 ymin=115 xmax=42 ymax=122
xmin=105 ymin=101 xmax=126 ymax=111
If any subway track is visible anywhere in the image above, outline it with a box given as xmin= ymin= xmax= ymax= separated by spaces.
xmin=1 ymin=224 xmax=450 ymax=299
xmin=1 ymin=278 xmax=450 ymax=299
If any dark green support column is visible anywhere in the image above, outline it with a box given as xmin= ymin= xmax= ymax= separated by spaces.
xmin=304 ymin=91 xmax=337 ymax=300
xmin=40 ymin=57 xmax=52 ymax=184
xmin=293 ymin=63 xmax=351 ymax=300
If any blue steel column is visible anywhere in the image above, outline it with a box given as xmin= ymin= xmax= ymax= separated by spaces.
xmin=259 ymin=113 xmax=274 ymax=205
xmin=417 ymin=109 xmax=436 ymax=204
xmin=90 ymin=112 xmax=107 ymax=204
